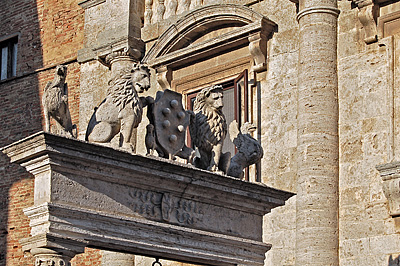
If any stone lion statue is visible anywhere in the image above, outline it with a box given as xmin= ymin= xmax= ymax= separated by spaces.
xmin=85 ymin=63 xmax=152 ymax=151
xmin=188 ymin=85 xmax=230 ymax=173
xmin=42 ymin=65 xmax=75 ymax=137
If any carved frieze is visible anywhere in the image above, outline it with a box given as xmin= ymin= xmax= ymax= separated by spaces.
xmin=128 ymin=189 xmax=203 ymax=225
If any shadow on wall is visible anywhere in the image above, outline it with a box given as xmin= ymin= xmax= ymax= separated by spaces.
xmin=0 ymin=152 xmax=36 ymax=266
xmin=0 ymin=0 xmax=44 ymax=264
xmin=389 ymin=255 xmax=400 ymax=266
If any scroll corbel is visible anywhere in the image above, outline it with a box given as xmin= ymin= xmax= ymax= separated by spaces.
xmin=156 ymin=65 xmax=172 ymax=90
xmin=248 ymin=33 xmax=268 ymax=73
xmin=353 ymin=0 xmax=379 ymax=44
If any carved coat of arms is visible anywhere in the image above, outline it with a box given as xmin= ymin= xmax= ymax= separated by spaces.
xmin=152 ymin=90 xmax=190 ymax=159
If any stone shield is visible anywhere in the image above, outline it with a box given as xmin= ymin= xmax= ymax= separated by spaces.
xmin=153 ymin=89 xmax=190 ymax=156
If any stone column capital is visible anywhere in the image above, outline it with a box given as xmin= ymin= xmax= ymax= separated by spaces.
xmin=104 ymin=47 xmax=141 ymax=68
xmin=31 ymin=247 xmax=74 ymax=266
xmin=296 ymin=6 xmax=340 ymax=21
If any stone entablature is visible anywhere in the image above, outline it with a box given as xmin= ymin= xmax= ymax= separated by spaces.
xmin=1 ymin=132 xmax=293 ymax=266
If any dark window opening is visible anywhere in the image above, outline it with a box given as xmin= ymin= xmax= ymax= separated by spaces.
xmin=0 ymin=36 xmax=18 ymax=81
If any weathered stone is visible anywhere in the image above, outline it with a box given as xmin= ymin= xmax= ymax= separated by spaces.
xmin=189 ymin=85 xmax=230 ymax=173
xmin=1 ymin=132 xmax=293 ymax=266
xmin=85 ymin=63 xmax=151 ymax=152
xmin=42 ymin=65 xmax=75 ymax=138
xmin=228 ymin=121 xmax=263 ymax=179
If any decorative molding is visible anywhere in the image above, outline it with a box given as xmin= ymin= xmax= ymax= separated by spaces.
xmin=102 ymin=48 xmax=141 ymax=68
xmin=378 ymin=10 xmax=400 ymax=39
xmin=358 ymin=4 xmax=379 ymax=44
xmin=78 ymin=0 xmax=106 ymax=9
xmin=144 ymin=4 xmax=276 ymax=67
xmin=296 ymin=6 xmax=340 ymax=21
xmin=173 ymin=56 xmax=250 ymax=94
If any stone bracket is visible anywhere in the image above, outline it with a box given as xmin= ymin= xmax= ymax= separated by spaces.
xmin=377 ymin=162 xmax=400 ymax=217
xmin=352 ymin=0 xmax=379 ymax=44
xmin=248 ymin=32 xmax=267 ymax=73
xmin=155 ymin=65 xmax=172 ymax=90
xmin=1 ymin=132 xmax=294 ymax=266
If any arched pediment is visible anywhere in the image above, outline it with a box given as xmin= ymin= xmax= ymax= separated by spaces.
xmin=143 ymin=4 xmax=276 ymax=68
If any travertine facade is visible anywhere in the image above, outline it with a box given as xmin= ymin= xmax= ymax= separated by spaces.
xmin=2 ymin=0 xmax=400 ymax=265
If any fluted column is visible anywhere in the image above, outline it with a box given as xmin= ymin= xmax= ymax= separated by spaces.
xmin=295 ymin=0 xmax=340 ymax=265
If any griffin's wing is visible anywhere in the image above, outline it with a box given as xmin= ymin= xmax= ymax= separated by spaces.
xmin=229 ymin=120 xmax=240 ymax=142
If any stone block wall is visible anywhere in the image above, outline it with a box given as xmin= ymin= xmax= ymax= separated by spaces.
xmin=337 ymin=1 xmax=400 ymax=264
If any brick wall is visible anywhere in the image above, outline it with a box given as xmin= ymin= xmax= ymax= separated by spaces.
xmin=0 ymin=0 xmax=101 ymax=265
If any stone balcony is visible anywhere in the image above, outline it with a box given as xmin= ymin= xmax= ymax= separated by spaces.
xmin=1 ymin=132 xmax=293 ymax=266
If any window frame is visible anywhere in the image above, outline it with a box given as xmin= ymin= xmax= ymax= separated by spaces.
xmin=0 ymin=35 xmax=18 ymax=81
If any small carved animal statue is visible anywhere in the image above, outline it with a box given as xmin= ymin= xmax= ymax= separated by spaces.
xmin=145 ymin=124 xmax=156 ymax=155
xmin=42 ymin=65 xmax=75 ymax=137
xmin=189 ymin=85 xmax=230 ymax=173
xmin=227 ymin=121 xmax=263 ymax=179
xmin=85 ymin=64 xmax=151 ymax=151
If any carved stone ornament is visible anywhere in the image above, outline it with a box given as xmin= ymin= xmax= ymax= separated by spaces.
xmin=376 ymin=162 xmax=400 ymax=217
xmin=227 ymin=121 xmax=263 ymax=179
xmin=248 ymin=32 xmax=268 ymax=73
xmin=155 ymin=65 xmax=172 ymax=90
xmin=42 ymin=65 xmax=76 ymax=138
xmin=85 ymin=63 xmax=152 ymax=152
xmin=189 ymin=85 xmax=230 ymax=173
xmin=103 ymin=48 xmax=142 ymax=68
xmin=147 ymin=89 xmax=192 ymax=159
xmin=31 ymin=247 xmax=72 ymax=266
xmin=352 ymin=0 xmax=379 ymax=44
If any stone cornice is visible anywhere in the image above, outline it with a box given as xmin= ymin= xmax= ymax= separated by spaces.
xmin=78 ymin=0 xmax=106 ymax=9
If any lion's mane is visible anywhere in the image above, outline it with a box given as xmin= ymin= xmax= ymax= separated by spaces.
xmin=191 ymin=85 xmax=227 ymax=152
xmin=106 ymin=64 xmax=149 ymax=128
